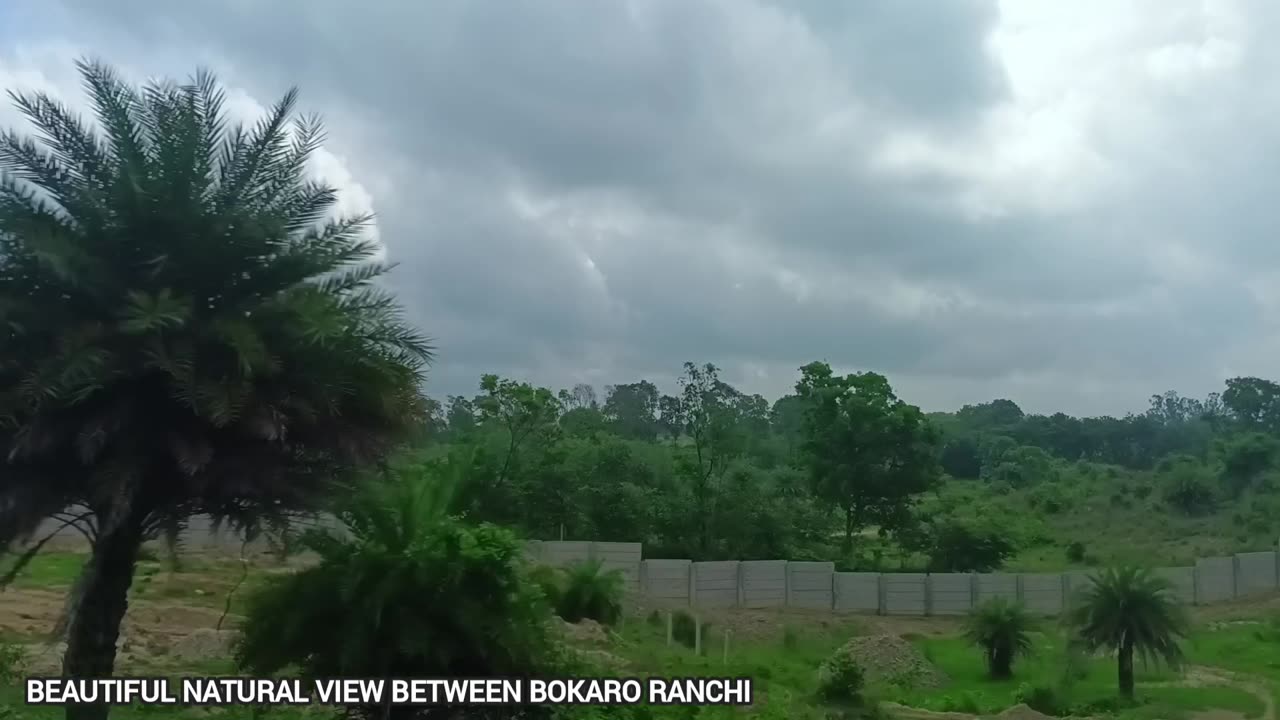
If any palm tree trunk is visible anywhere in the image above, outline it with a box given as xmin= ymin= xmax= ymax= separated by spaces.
xmin=63 ymin=509 xmax=147 ymax=720
xmin=1118 ymin=635 xmax=1135 ymax=700
xmin=992 ymin=645 xmax=1012 ymax=679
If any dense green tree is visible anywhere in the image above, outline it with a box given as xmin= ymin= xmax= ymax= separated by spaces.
xmin=917 ymin=516 xmax=1018 ymax=572
xmin=1067 ymin=567 xmax=1189 ymax=699
xmin=957 ymin=399 xmax=1025 ymax=429
xmin=0 ymin=62 xmax=430 ymax=720
xmin=444 ymin=395 xmax=478 ymax=439
xmin=1160 ymin=457 xmax=1216 ymax=516
xmin=603 ymin=380 xmax=660 ymax=440
xmin=1223 ymin=376 xmax=1280 ymax=431
xmin=1216 ymin=432 xmax=1278 ymax=497
xmin=795 ymin=361 xmax=941 ymax=553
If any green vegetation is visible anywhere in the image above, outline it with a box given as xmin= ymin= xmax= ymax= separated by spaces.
xmin=964 ymin=598 xmax=1037 ymax=679
xmin=235 ymin=462 xmax=562 ymax=720
xmin=1068 ymin=567 xmax=1191 ymax=699
xmin=554 ymin=560 xmax=626 ymax=626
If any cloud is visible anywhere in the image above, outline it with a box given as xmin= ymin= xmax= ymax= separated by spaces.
xmin=2 ymin=0 xmax=1278 ymax=415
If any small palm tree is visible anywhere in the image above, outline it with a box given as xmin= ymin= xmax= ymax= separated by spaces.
xmin=1067 ymin=566 xmax=1189 ymax=699
xmin=556 ymin=558 xmax=626 ymax=626
xmin=0 ymin=59 xmax=430 ymax=720
xmin=236 ymin=456 xmax=559 ymax=720
xmin=965 ymin=597 xmax=1036 ymax=679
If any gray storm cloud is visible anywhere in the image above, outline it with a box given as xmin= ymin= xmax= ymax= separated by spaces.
xmin=1 ymin=0 xmax=1275 ymax=414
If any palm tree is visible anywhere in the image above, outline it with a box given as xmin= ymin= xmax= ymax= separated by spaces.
xmin=964 ymin=597 xmax=1036 ymax=679
xmin=1066 ymin=566 xmax=1189 ymax=699
xmin=0 ymin=59 xmax=430 ymax=720
xmin=235 ymin=454 xmax=558 ymax=720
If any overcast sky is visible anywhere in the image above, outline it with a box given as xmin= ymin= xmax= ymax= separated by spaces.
xmin=2 ymin=0 xmax=1276 ymax=416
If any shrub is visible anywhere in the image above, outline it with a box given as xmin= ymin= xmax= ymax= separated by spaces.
xmin=921 ymin=517 xmax=1018 ymax=573
xmin=670 ymin=610 xmax=709 ymax=651
xmin=0 ymin=642 xmax=26 ymax=684
xmin=557 ymin=560 xmax=624 ymax=626
xmin=528 ymin=564 xmax=566 ymax=609
xmin=1065 ymin=541 xmax=1086 ymax=563
xmin=816 ymin=651 xmax=867 ymax=708
xmin=1014 ymin=683 xmax=1063 ymax=716
xmin=782 ymin=624 xmax=800 ymax=650
xmin=936 ymin=692 xmax=982 ymax=714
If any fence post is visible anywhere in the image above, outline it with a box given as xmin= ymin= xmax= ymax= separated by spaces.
xmin=783 ymin=562 xmax=791 ymax=608
xmin=1059 ymin=573 xmax=1068 ymax=613
xmin=688 ymin=562 xmax=697 ymax=608
xmin=924 ymin=574 xmax=934 ymax=617
xmin=695 ymin=615 xmax=702 ymax=656
xmin=970 ymin=573 xmax=979 ymax=609
xmin=1274 ymin=543 xmax=1280 ymax=590
xmin=876 ymin=573 xmax=887 ymax=615
xmin=1191 ymin=565 xmax=1201 ymax=605
xmin=736 ymin=562 xmax=745 ymax=608
xmin=1232 ymin=555 xmax=1241 ymax=599
xmin=1015 ymin=574 xmax=1025 ymax=604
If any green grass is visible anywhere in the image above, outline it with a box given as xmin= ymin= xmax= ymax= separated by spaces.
xmin=878 ymin=630 xmax=1267 ymax=719
xmin=0 ymin=553 xmax=86 ymax=589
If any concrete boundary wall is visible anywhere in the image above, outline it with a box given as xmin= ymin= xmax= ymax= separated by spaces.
xmin=541 ymin=546 xmax=1280 ymax=617
xmin=30 ymin=516 xmax=1280 ymax=617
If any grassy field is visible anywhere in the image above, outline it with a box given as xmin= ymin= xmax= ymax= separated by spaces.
xmin=4 ymin=549 xmax=1280 ymax=720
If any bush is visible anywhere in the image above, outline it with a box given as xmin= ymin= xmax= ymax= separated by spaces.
xmin=0 ymin=642 xmax=26 ymax=684
xmin=670 ymin=610 xmax=710 ymax=652
xmin=816 ymin=651 xmax=867 ymax=708
xmin=528 ymin=564 xmax=565 ymax=608
xmin=1065 ymin=541 xmax=1086 ymax=563
xmin=1013 ymin=683 xmax=1063 ymax=716
xmin=935 ymin=692 xmax=982 ymax=714
xmin=557 ymin=560 xmax=624 ymax=626
xmin=921 ymin=517 xmax=1018 ymax=573
xmin=235 ymin=462 xmax=561 ymax=719
xmin=782 ymin=624 xmax=800 ymax=650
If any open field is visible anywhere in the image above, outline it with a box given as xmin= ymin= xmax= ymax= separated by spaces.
xmin=5 ymin=551 xmax=1280 ymax=719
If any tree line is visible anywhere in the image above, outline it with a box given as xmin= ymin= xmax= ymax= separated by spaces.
xmin=415 ymin=359 xmax=1280 ymax=568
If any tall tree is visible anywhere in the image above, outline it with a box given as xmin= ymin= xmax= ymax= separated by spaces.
xmin=674 ymin=362 xmax=746 ymax=555
xmin=0 ymin=61 xmax=430 ymax=720
xmin=1223 ymin=376 xmax=1280 ymax=431
xmin=795 ymin=361 xmax=940 ymax=553
xmin=474 ymin=374 xmax=561 ymax=489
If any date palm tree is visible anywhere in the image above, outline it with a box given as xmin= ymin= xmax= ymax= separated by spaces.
xmin=965 ymin=597 xmax=1036 ymax=679
xmin=0 ymin=59 xmax=431 ymax=720
xmin=1066 ymin=566 xmax=1189 ymax=699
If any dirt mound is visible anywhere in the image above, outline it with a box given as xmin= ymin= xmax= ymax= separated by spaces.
xmin=832 ymin=634 xmax=948 ymax=689
xmin=171 ymin=629 xmax=236 ymax=661
xmin=573 ymin=648 xmax=630 ymax=671
xmin=994 ymin=705 xmax=1054 ymax=720
xmin=558 ymin=618 xmax=610 ymax=645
